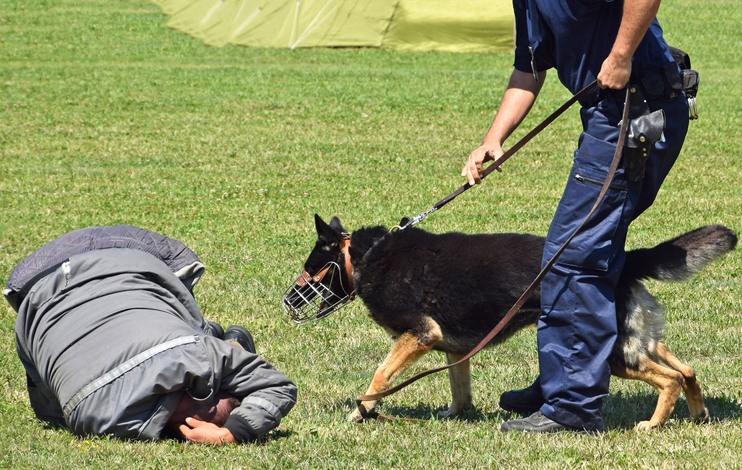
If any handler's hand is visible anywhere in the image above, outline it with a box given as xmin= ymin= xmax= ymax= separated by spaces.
xmin=597 ymin=54 xmax=632 ymax=90
xmin=178 ymin=417 xmax=236 ymax=445
xmin=462 ymin=144 xmax=503 ymax=186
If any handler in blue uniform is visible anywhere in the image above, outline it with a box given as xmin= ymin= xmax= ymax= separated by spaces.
xmin=462 ymin=0 xmax=690 ymax=432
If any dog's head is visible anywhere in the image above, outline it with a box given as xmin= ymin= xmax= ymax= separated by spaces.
xmin=281 ymin=214 xmax=355 ymax=324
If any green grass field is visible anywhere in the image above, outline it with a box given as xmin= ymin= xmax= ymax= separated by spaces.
xmin=1 ymin=1 xmax=740 ymax=468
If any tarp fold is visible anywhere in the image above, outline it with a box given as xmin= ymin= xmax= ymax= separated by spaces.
xmin=151 ymin=0 xmax=514 ymax=51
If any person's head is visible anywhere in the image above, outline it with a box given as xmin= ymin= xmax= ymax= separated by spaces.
xmin=164 ymin=391 xmax=240 ymax=438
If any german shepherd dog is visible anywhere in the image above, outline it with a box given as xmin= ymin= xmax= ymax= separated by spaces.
xmin=292 ymin=214 xmax=736 ymax=430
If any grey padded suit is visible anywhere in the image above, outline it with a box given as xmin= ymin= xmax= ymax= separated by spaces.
xmin=5 ymin=225 xmax=296 ymax=441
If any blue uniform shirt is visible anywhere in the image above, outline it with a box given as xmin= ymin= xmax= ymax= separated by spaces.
xmin=513 ymin=0 xmax=676 ymax=99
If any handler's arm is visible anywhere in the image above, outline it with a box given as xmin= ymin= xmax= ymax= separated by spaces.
xmin=463 ymin=69 xmax=545 ymax=185
xmin=598 ymin=0 xmax=662 ymax=89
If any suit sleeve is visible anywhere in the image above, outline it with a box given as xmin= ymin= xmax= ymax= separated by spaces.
xmin=204 ymin=337 xmax=297 ymax=442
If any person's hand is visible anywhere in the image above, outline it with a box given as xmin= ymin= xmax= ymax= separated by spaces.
xmin=597 ymin=53 xmax=632 ymax=90
xmin=462 ymin=144 xmax=503 ymax=186
xmin=178 ymin=417 xmax=237 ymax=445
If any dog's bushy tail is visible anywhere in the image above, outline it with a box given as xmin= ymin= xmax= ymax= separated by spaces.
xmin=623 ymin=225 xmax=737 ymax=282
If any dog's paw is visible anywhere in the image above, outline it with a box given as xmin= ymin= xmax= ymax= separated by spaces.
xmin=436 ymin=409 xmax=457 ymax=420
xmin=693 ymin=407 xmax=711 ymax=423
xmin=348 ymin=408 xmax=366 ymax=423
xmin=436 ymin=403 xmax=470 ymax=420
xmin=635 ymin=420 xmax=660 ymax=431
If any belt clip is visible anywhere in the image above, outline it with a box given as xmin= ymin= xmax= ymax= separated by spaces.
xmin=688 ymin=96 xmax=698 ymax=120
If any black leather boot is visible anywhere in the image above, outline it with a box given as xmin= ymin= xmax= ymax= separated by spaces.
xmin=206 ymin=321 xmax=225 ymax=338
xmin=224 ymin=325 xmax=256 ymax=353
xmin=499 ymin=377 xmax=543 ymax=416
xmin=500 ymin=412 xmax=570 ymax=433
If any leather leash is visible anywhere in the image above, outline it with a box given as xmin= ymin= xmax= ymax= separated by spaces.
xmin=356 ymin=83 xmax=632 ymax=421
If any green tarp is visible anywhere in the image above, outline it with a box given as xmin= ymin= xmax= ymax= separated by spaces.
xmin=151 ymin=0 xmax=514 ymax=52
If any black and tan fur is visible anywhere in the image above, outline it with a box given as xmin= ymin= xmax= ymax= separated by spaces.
xmin=299 ymin=214 xmax=736 ymax=430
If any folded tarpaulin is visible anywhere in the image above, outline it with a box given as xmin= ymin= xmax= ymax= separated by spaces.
xmin=151 ymin=0 xmax=514 ymax=51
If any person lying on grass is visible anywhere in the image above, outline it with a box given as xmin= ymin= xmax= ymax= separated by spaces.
xmin=4 ymin=225 xmax=296 ymax=444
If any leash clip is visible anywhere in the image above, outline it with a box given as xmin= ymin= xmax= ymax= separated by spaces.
xmin=399 ymin=207 xmax=438 ymax=231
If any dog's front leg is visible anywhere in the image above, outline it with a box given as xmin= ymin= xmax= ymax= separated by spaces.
xmin=349 ymin=330 xmax=440 ymax=422
xmin=438 ymin=352 xmax=472 ymax=419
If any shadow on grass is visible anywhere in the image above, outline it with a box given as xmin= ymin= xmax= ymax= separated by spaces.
xmin=333 ymin=391 xmax=741 ymax=429
xmin=604 ymin=391 xmax=742 ymax=430
xmin=255 ymin=429 xmax=295 ymax=445
xmin=334 ymin=397 xmax=506 ymax=423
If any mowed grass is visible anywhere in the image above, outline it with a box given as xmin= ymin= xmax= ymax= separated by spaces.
xmin=0 ymin=0 xmax=740 ymax=468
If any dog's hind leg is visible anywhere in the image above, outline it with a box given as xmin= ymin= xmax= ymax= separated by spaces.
xmin=438 ymin=352 xmax=472 ymax=419
xmin=611 ymin=357 xmax=685 ymax=431
xmin=349 ymin=319 xmax=442 ymax=422
xmin=655 ymin=342 xmax=710 ymax=423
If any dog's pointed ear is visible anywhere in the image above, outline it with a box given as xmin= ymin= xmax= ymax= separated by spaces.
xmin=315 ymin=214 xmax=343 ymax=244
xmin=328 ymin=216 xmax=347 ymax=234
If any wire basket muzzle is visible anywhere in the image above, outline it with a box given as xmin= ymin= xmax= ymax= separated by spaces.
xmin=281 ymin=261 xmax=354 ymax=325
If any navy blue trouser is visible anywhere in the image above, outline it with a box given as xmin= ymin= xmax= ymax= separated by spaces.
xmin=537 ymin=90 xmax=689 ymax=431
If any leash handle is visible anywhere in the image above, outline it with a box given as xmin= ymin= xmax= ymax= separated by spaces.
xmin=357 ymin=85 xmax=631 ymax=410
